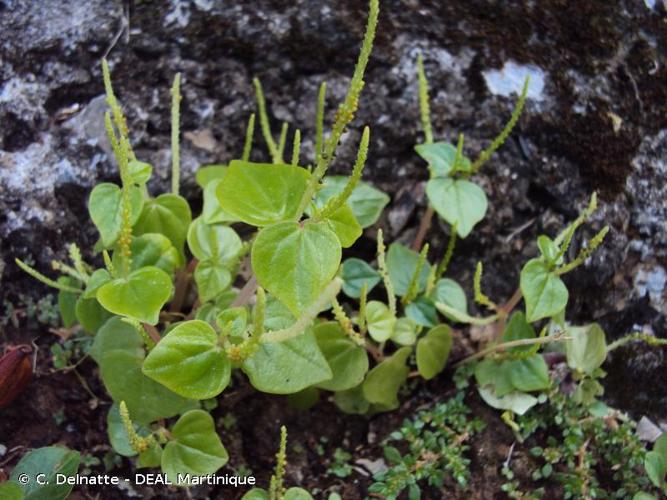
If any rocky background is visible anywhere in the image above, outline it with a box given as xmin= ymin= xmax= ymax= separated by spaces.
xmin=1 ymin=0 xmax=666 ymax=420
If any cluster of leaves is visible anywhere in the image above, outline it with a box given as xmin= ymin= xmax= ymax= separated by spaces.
xmin=368 ymin=390 xmax=485 ymax=499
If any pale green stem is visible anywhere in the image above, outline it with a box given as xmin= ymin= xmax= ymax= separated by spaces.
xmin=454 ymin=333 xmax=571 ymax=367
xmin=15 ymin=259 xmax=82 ymax=293
xmin=262 ymin=279 xmax=343 ymax=343
xmin=435 ymin=301 xmax=498 ymax=326
xmin=402 ymin=243 xmax=429 ymax=305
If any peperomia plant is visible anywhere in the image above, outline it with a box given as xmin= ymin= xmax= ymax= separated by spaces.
xmin=12 ymin=0 xmax=662 ymax=494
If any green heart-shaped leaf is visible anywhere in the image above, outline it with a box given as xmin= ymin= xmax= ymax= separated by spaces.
xmin=565 ymin=323 xmax=607 ymax=375
xmin=314 ymin=322 xmax=369 ymax=392
xmin=415 ymin=142 xmax=472 ymax=178
xmin=143 ymin=320 xmax=230 ymax=399
xmin=501 ymin=312 xmax=536 ymax=353
xmin=128 ymin=160 xmax=153 ymax=185
xmin=107 ymin=404 xmax=150 ymax=457
xmin=426 ymin=178 xmax=487 ymax=238
xmin=362 ymin=346 xmax=411 ymax=411
xmin=386 ymin=243 xmax=431 ymax=297
xmin=416 ymin=325 xmax=452 ymax=380
xmin=187 ymin=217 xmax=242 ymax=263
xmin=194 ymin=260 xmax=232 ymax=302
xmin=97 ymin=267 xmax=173 ymax=325
xmin=89 ymin=183 xmax=144 ymax=248
xmin=252 ymin=221 xmax=341 ymax=316
xmin=341 ymin=258 xmax=381 ymax=298
xmin=391 ymin=317 xmax=418 ymax=346
xmin=365 ymin=300 xmax=396 ymax=342
xmin=405 ymin=296 xmax=438 ymax=327
xmin=203 ymin=178 xmax=237 ymax=224
xmin=243 ymin=330 xmax=332 ymax=394
xmin=90 ymin=317 xmax=195 ymax=423
xmin=520 ymin=258 xmax=568 ymax=322
xmin=507 ymin=355 xmax=550 ymax=392
xmin=217 ymin=160 xmax=311 ymax=226
xmin=477 ymin=386 xmax=538 ymax=416
xmin=134 ymin=194 xmax=191 ymax=258
xmin=431 ymin=278 xmax=468 ymax=322
xmin=162 ymin=410 xmax=229 ymax=485
xmin=10 ymin=447 xmax=80 ymax=500
xmin=83 ymin=269 xmax=112 ymax=299
xmin=324 ymin=204 xmax=362 ymax=248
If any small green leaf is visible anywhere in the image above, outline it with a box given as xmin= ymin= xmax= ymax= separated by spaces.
xmin=478 ymin=386 xmax=538 ymax=416
xmin=90 ymin=317 xmax=194 ymax=423
xmin=137 ymin=442 xmax=163 ymax=468
xmin=386 ymin=243 xmax=431 ymax=297
xmin=507 ymin=355 xmax=550 ymax=392
xmin=416 ymin=325 xmax=452 ymax=380
xmin=537 ymin=235 xmax=560 ymax=264
xmin=112 ymin=233 xmax=182 ymax=274
xmin=243 ymin=330 xmax=332 ymax=394
xmin=365 ymin=300 xmax=396 ymax=342
xmin=217 ymin=160 xmax=311 ymax=226
xmin=314 ymin=322 xmax=369 ymax=392
xmin=187 ymin=217 xmax=242 ymax=263
xmin=341 ymin=258 xmax=381 ymax=299
xmin=431 ymin=278 xmax=468 ymax=321
xmin=314 ymin=176 xmax=389 ymax=228
xmin=194 ymin=260 xmax=232 ymax=302
xmin=405 ymin=297 xmax=438 ymax=327
xmin=128 ymin=160 xmax=153 ymax=185
xmin=362 ymin=347 xmax=411 ymax=410
xmin=162 ymin=410 xmax=229 ymax=485
xmin=391 ymin=317 xmax=417 ymax=346
xmin=75 ymin=296 xmax=112 ymax=334
xmin=324 ymin=204 xmax=362 ymax=248
xmin=134 ymin=194 xmax=192 ymax=258
xmin=10 ymin=446 xmax=80 ymax=500
xmin=242 ymin=488 xmax=270 ymax=500
xmin=645 ymin=451 xmax=666 ymax=488
xmin=143 ymin=320 xmax=231 ymax=400
xmin=426 ymin=178 xmax=487 ymax=238
xmin=475 ymin=358 xmax=515 ymax=397
xmin=415 ymin=142 xmax=471 ymax=178
xmin=89 ymin=183 xmax=144 ymax=248
xmin=196 ymin=165 xmax=227 ymax=188
xmin=284 ymin=487 xmax=314 ymax=500
xmin=97 ymin=266 xmax=173 ymax=325
xmin=501 ymin=312 xmax=536 ymax=353
xmin=243 ymin=298 xmax=332 ymax=393
xmin=203 ymin=178 xmax=237 ymax=224
xmin=83 ymin=269 xmax=111 ymax=299
xmin=565 ymin=323 xmax=607 ymax=375
xmin=252 ymin=221 xmax=341 ymax=316
xmin=520 ymin=258 xmax=568 ymax=322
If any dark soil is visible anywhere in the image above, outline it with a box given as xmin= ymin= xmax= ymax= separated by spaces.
xmin=1 ymin=0 xmax=666 ymax=498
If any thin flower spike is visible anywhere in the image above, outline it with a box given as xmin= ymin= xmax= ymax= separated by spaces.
xmin=253 ymin=78 xmax=280 ymax=163
xmin=295 ymin=0 xmax=379 ymax=218
xmin=15 ymin=259 xmax=82 ymax=293
xmin=417 ymin=53 xmax=433 ymax=144
xmin=242 ymin=113 xmax=256 ymax=161
xmin=315 ymin=81 xmax=327 ymax=164
xmin=170 ymin=73 xmax=182 ymax=195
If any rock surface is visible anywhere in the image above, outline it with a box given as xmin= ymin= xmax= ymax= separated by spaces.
xmin=1 ymin=0 xmax=666 ymax=416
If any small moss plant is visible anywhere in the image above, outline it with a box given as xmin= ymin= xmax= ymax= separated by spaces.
xmin=10 ymin=0 xmax=665 ymax=495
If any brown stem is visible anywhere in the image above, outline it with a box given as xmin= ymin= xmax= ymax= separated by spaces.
xmin=170 ymin=258 xmax=198 ymax=313
xmin=231 ymin=275 xmax=258 ymax=307
xmin=365 ymin=341 xmax=384 ymax=363
xmin=143 ymin=323 xmax=162 ymax=344
xmin=412 ymin=205 xmax=435 ymax=251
